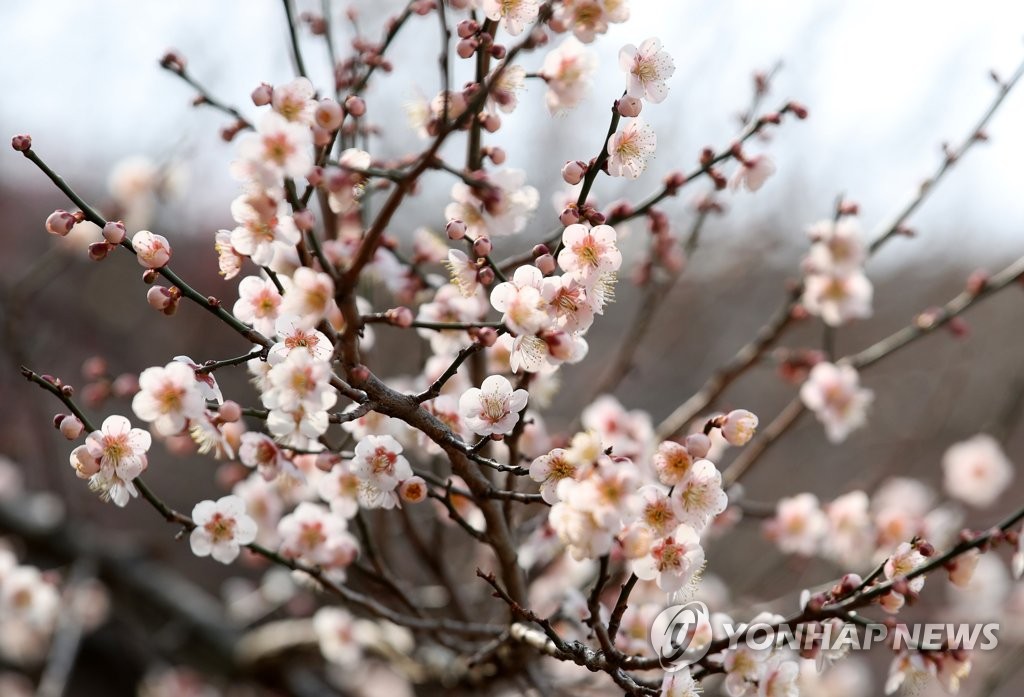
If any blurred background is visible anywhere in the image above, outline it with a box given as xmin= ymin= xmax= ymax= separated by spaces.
xmin=1 ymin=1 xmax=1024 ymax=696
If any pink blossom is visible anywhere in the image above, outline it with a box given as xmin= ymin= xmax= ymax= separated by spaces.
xmin=189 ymin=495 xmax=258 ymax=564
xmin=214 ymin=230 xmax=244 ymax=279
xmin=445 ymin=249 xmax=479 ymax=298
xmin=757 ymin=659 xmax=800 ymax=697
xmin=238 ymin=432 xmax=293 ymax=481
xmin=444 ymin=169 xmax=539 ymax=238
xmin=632 ymin=524 xmax=705 ymax=593
xmin=653 ymin=440 xmax=694 ymax=486
xmin=671 ymin=459 xmax=728 ymax=533
xmin=802 ymin=270 xmax=873 ymax=326
xmin=487 ymin=64 xmax=527 ymax=113
xmin=132 ymin=230 xmax=172 ymax=268
xmin=313 ymin=607 xmax=362 ymax=667
xmin=351 ymin=434 xmax=412 ymax=504
xmin=730 ymin=155 xmax=776 ymax=192
xmin=557 ymin=223 xmax=623 ymax=282
xmin=459 ymin=375 xmax=529 ymax=436
xmin=280 ymin=267 xmax=336 ymax=328
xmin=228 ymin=191 xmax=301 ymax=267
xmin=720 ymin=409 xmax=758 ymax=446
xmin=132 ymin=361 xmax=205 ymax=436
xmin=942 ymin=434 xmax=1014 ymax=508
xmin=268 ymin=315 xmax=333 ymax=365
xmin=238 ymin=112 xmax=314 ymax=180
xmin=555 ymin=0 xmax=630 ymax=43
xmin=805 ymin=218 xmax=866 ymax=275
xmin=660 ymin=670 xmax=700 ymax=697
xmin=766 ymin=493 xmax=827 ymax=556
xmin=637 ymin=485 xmax=680 ymax=538
xmin=619 ymin=37 xmax=675 ymax=103
xmin=489 ymin=265 xmax=555 ymax=335
xmin=262 ymin=350 xmax=337 ymax=414
xmin=884 ymin=541 xmax=927 ymax=594
xmin=271 ymin=77 xmax=316 ymax=123
xmin=83 ymin=415 xmax=152 ymax=507
xmin=799 ymin=362 xmax=873 ymax=443
xmin=606 ymin=120 xmax=656 ymax=179
xmin=541 ymin=37 xmax=597 ymax=113
xmin=277 ymin=502 xmax=359 ymax=573
xmin=529 ymin=448 xmax=579 ymax=504
xmin=482 ymin=0 xmax=540 ymax=35
xmin=233 ymin=276 xmax=282 ymax=337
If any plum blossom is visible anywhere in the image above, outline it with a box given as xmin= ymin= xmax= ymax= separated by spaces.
xmin=268 ymin=315 xmax=333 ymax=365
xmin=233 ymin=275 xmax=282 ymax=337
xmin=730 ymin=155 xmax=776 ymax=192
xmin=444 ymin=169 xmax=539 ymax=238
xmin=720 ymin=409 xmax=758 ymax=446
xmin=214 ymin=230 xmax=244 ymax=279
xmin=327 ymin=148 xmax=371 ymax=214
xmin=482 ymin=0 xmax=540 ymax=36
xmin=632 ymin=524 xmax=705 ymax=593
xmin=262 ymin=350 xmax=337 ymax=414
xmin=417 ymin=284 xmax=489 ymax=355
xmin=277 ymin=502 xmax=359 ymax=574
xmin=541 ymin=37 xmax=597 ymax=113
xmin=487 ymin=64 xmax=527 ymax=113
xmin=799 ymin=362 xmax=873 ymax=442
xmin=555 ymin=0 xmax=630 ymax=43
xmin=81 ymin=415 xmax=151 ymax=506
xmin=941 ymin=434 xmax=1013 ymax=508
xmin=132 ymin=230 xmax=172 ymax=268
xmin=547 ymin=274 xmax=595 ymax=332
xmin=238 ymin=111 xmax=314 ymax=180
xmin=313 ymin=607 xmax=362 ymax=667
xmin=317 ymin=462 xmax=362 ymax=518
xmin=228 ymin=191 xmax=301 ymax=267
xmin=661 ymin=670 xmax=700 ymax=697
xmin=351 ymin=434 xmax=412 ymax=509
xmin=529 ymin=448 xmax=579 ymax=504
xmin=805 ymin=218 xmax=866 ymax=275
xmin=271 ymin=77 xmax=316 ymax=123
xmin=459 ymin=375 xmax=530 ymax=436
xmin=266 ymin=404 xmax=330 ymax=451
xmin=132 ymin=360 xmax=206 ymax=436
xmin=445 ymin=249 xmax=480 ymax=298
xmin=653 ymin=440 xmax=694 ymax=486
xmin=802 ymin=270 xmax=873 ymax=326
xmin=280 ymin=267 xmax=336 ymax=328
xmin=637 ymin=485 xmax=680 ymax=538
xmin=883 ymin=542 xmax=927 ymax=601
xmin=0 ymin=565 xmax=59 ymax=629
xmin=489 ymin=265 xmax=555 ymax=335
xmin=757 ymin=659 xmax=801 ymax=697
xmin=557 ymin=224 xmax=623 ymax=282
xmin=606 ymin=119 xmax=656 ymax=179
xmin=619 ymin=37 xmax=675 ymax=103
xmin=766 ymin=493 xmax=828 ymax=556
xmin=238 ymin=432 xmax=293 ymax=480
xmin=672 ymin=459 xmax=728 ymax=533
xmin=189 ymin=495 xmax=258 ymax=564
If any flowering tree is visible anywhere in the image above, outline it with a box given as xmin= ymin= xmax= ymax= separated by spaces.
xmin=4 ymin=2 xmax=1024 ymax=696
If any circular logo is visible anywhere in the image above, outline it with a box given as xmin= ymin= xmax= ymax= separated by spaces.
xmin=650 ymin=601 xmax=712 ymax=671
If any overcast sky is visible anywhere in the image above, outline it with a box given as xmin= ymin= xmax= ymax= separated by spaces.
xmin=3 ymin=0 xmax=1023 ymax=272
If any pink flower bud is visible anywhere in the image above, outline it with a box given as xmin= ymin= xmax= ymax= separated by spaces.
xmin=312 ymin=125 xmax=333 ymax=146
xmin=344 ymin=95 xmax=366 ymax=117
xmin=349 ymin=364 xmax=370 ymax=383
xmin=102 ymin=220 xmax=126 ymax=244
xmin=456 ymin=19 xmax=478 ymax=38
xmin=535 ymin=253 xmax=556 ymax=275
xmin=307 ymin=166 xmax=324 ymax=187
xmin=11 ymin=134 xmax=32 ymax=152
xmin=559 ymin=207 xmax=580 ymax=226
xmin=399 ymin=476 xmax=428 ymax=503
xmin=146 ymin=285 xmax=174 ymax=311
xmin=532 ymin=244 xmax=550 ymax=257
xmin=482 ymin=113 xmax=501 ymax=132
xmin=489 ymin=44 xmax=507 ymax=60
xmin=46 ymin=210 xmax=77 ymax=236
xmin=542 ymin=329 xmax=574 ymax=361
xmin=59 ymin=415 xmax=84 ymax=440
xmin=473 ymin=237 xmax=492 ymax=257
xmin=456 ymin=38 xmax=478 ymax=59
xmin=82 ymin=356 xmax=107 ymax=380
xmin=111 ymin=373 xmax=139 ymax=397
xmin=251 ymin=82 xmax=273 ymax=106
xmin=664 ymin=171 xmax=687 ymax=193
xmin=477 ymin=266 xmax=495 ymax=286
xmin=70 ymin=445 xmax=101 ymax=478
xmin=387 ymin=306 xmax=414 ymax=328
xmin=487 ymin=146 xmax=507 ymax=165
xmin=132 ymin=230 xmax=172 ymax=268
xmin=617 ymin=96 xmax=643 ymax=117
xmin=561 ymin=160 xmax=587 ymax=185
xmin=315 ymin=98 xmax=344 ymax=131
xmin=446 ymin=219 xmax=467 ymax=240
xmin=476 ymin=327 xmax=497 ymax=347
xmin=315 ymin=452 xmax=341 ymax=472
xmin=721 ymin=409 xmax=758 ymax=446
xmin=684 ymin=433 xmax=712 ymax=459
xmin=218 ymin=400 xmax=242 ymax=423
xmin=88 ymin=242 xmax=112 ymax=261
xmin=293 ymin=209 xmax=316 ymax=231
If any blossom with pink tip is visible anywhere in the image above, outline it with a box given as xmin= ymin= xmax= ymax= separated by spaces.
xmin=941 ymin=433 xmax=1013 ymax=508
xmin=262 ymin=350 xmax=337 ymax=414
xmin=637 ymin=485 xmax=681 ymax=538
xmin=720 ymin=409 xmax=758 ymax=446
xmin=555 ymin=0 xmax=630 ymax=43
xmin=541 ymin=37 xmax=597 ymax=114
xmin=730 ymin=155 xmax=776 ymax=192
xmin=238 ymin=432 xmax=292 ymax=481
xmin=529 ymin=448 xmax=579 ymax=504
xmin=766 ymin=493 xmax=827 ymax=556
xmin=606 ymin=119 xmax=656 ymax=179
xmin=277 ymin=502 xmax=359 ymax=574
xmin=547 ymin=274 xmax=595 ymax=333
xmin=802 ymin=270 xmax=873 ymax=326
xmin=799 ymin=362 xmax=873 ymax=443
xmin=632 ymin=524 xmax=705 ymax=593
xmin=271 ymin=77 xmax=316 ymax=123
xmin=652 ymin=440 xmax=694 ymax=486
xmin=805 ymin=218 xmax=866 ymax=275
xmin=313 ymin=607 xmax=362 ymax=667
xmin=489 ymin=265 xmax=555 ymax=335
xmin=482 ymin=0 xmax=540 ymax=35
xmin=884 ymin=542 xmax=927 ymax=593
xmin=132 ymin=361 xmax=206 ymax=436
xmin=351 ymin=434 xmax=413 ymax=509
xmin=444 ymin=168 xmax=539 ymax=238
xmin=132 ymin=230 xmax=172 ymax=268
xmin=238 ymin=112 xmax=314 ymax=180
xmin=280 ymin=267 xmax=336 ymax=328
xmin=214 ymin=230 xmax=244 ymax=279
xmin=487 ymin=64 xmax=527 ymax=113
xmin=233 ymin=276 xmax=282 ymax=337
xmin=268 ymin=315 xmax=333 ymax=365
xmin=459 ymin=375 xmax=530 ymax=436
xmin=228 ymin=191 xmax=301 ymax=267
xmin=82 ymin=414 xmax=152 ymax=506
xmin=671 ymin=459 xmax=728 ymax=533
xmin=189 ymin=495 xmax=258 ymax=564
xmin=557 ymin=223 xmax=623 ymax=283
xmin=619 ymin=37 xmax=675 ymax=103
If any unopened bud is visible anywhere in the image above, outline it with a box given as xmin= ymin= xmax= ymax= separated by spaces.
xmin=446 ymin=219 xmax=467 ymax=240
xmin=102 ymin=221 xmax=126 ymax=244
xmin=477 ymin=266 xmax=495 ymax=286
xmin=11 ymin=134 xmax=32 ymax=152
xmin=217 ymin=400 xmax=242 ymax=423
xmin=387 ymin=306 xmax=414 ymax=328
xmin=684 ymin=433 xmax=712 ymax=459
xmin=349 ymin=364 xmax=370 ymax=383
xmin=617 ymin=96 xmax=643 ymax=117
xmin=456 ymin=19 xmax=478 ymax=38
xmin=344 ymin=95 xmax=366 ymax=117
xmin=559 ymin=207 xmax=580 ymax=226
xmin=561 ymin=160 xmax=586 ymax=185
xmin=476 ymin=327 xmax=498 ymax=347
xmin=473 ymin=236 xmax=492 ymax=257
xmin=399 ymin=476 xmax=428 ymax=503
xmin=456 ymin=38 xmax=478 ymax=59
xmin=88 ymin=242 xmax=112 ymax=261
xmin=251 ymin=82 xmax=273 ymax=106
xmin=46 ymin=210 xmax=77 ymax=237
